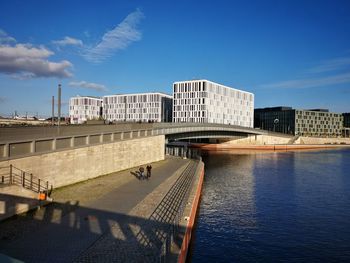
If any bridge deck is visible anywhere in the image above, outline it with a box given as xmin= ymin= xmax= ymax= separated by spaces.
xmin=0 ymin=122 xmax=265 ymax=142
xmin=0 ymin=123 xmax=265 ymax=161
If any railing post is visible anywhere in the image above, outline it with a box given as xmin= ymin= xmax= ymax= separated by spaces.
xmin=9 ymin=164 xmax=12 ymax=184
xmin=38 ymin=178 xmax=41 ymax=193
xmin=46 ymin=181 xmax=49 ymax=191
xmin=23 ymin=172 xmax=25 ymax=187
xmin=30 ymin=173 xmax=33 ymax=189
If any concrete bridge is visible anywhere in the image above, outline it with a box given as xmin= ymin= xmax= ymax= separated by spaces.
xmin=0 ymin=123 xmax=266 ymax=160
xmin=0 ymin=122 xmax=266 ymax=221
xmin=0 ymin=122 xmax=273 ymax=196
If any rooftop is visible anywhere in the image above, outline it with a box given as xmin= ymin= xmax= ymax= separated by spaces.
xmin=71 ymin=95 xmax=102 ymax=100
xmin=173 ymin=79 xmax=254 ymax=95
xmin=103 ymin=92 xmax=172 ymax=98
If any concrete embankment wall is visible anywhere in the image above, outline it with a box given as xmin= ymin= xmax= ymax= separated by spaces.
xmin=217 ymin=134 xmax=292 ymax=145
xmin=0 ymin=135 xmax=165 ymax=188
xmin=177 ymin=161 xmax=205 ymax=263
xmin=297 ymin=137 xmax=350 ymax=145
xmin=213 ymin=134 xmax=350 ymax=146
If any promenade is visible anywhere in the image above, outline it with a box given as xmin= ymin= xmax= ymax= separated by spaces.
xmin=0 ymin=156 xmax=196 ymax=263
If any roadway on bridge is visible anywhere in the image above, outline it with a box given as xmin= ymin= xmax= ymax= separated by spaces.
xmin=0 ymin=156 xmax=190 ymax=263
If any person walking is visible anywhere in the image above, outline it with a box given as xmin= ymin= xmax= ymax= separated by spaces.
xmin=139 ymin=166 xmax=145 ymax=179
xmin=147 ymin=165 xmax=152 ymax=178
xmin=146 ymin=165 xmax=150 ymax=179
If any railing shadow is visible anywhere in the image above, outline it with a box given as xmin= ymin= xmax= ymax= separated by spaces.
xmin=0 ymin=193 xmax=185 ymax=263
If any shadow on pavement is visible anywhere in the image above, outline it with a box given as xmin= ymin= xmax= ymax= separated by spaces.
xmin=0 ymin=193 xmax=183 ymax=263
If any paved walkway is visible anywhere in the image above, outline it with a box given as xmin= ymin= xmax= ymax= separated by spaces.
xmin=0 ymin=156 xmax=191 ymax=263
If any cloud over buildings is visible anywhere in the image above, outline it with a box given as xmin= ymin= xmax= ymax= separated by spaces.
xmin=307 ymin=57 xmax=350 ymax=74
xmin=0 ymin=31 xmax=73 ymax=79
xmin=69 ymin=81 xmax=107 ymax=91
xmin=83 ymin=9 xmax=144 ymax=63
xmin=261 ymin=54 xmax=350 ymax=89
xmin=261 ymin=72 xmax=350 ymax=89
xmin=52 ymin=36 xmax=83 ymax=47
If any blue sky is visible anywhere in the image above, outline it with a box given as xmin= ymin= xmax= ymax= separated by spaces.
xmin=0 ymin=0 xmax=350 ymax=117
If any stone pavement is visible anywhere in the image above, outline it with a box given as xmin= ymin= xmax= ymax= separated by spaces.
xmin=0 ymin=156 xmax=191 ymax=263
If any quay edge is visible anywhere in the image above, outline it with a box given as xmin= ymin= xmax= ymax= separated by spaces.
xmin=176 ymin=161 xmax=205 ymax=263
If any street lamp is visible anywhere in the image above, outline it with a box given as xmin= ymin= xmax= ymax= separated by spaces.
xmin=273 ymin=118 xmax=279 ymax=132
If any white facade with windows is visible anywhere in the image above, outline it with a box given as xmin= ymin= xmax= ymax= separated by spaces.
xmin=69 ymin=96 xmax=103 ymax=124
xmin=173 ymin=80 xmax=254 ymax=127
xmin=103 ymin=92 xmax=172 ymax=122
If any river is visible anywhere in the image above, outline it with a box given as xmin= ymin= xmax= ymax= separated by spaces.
xmin=189 ymin=148 xmax=350 ymax=262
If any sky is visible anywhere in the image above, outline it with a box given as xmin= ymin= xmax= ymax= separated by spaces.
xmin=0 ymin=0 xmax=350 ymax=117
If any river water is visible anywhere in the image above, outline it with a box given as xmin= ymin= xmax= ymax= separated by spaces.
xmin=189 ymin=148 xmax=350 ymax=262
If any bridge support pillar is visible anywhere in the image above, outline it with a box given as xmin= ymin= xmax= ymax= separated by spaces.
xmin=30 ymin=141 xmax=35 ymax=153
xmin=52 ymin=139 xmax=57 ymax=151
xmin=3 ymin=143 xmax=9 ymax=158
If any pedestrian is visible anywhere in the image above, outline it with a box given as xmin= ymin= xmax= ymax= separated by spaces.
xmin=148 ymin=165 xmax=152 ymax=178
xmin=146 ymin=165 xmax=150 ymax=178
xmin=139 ymin=166 xmax=145 ymax=179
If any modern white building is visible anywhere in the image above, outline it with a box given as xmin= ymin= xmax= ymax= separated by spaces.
xmin=69 ymin=96 xmax=103 ymax=124
xmin=103 ymin=92 xmax=172 ymax=122
xmin=173 ymin=80 xmax=254 ymax=127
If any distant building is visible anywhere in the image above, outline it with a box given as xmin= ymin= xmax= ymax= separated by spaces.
xmin=172 ymin=80 xmax=254 ymax=127
xmin=69 ymin=96 xmax=103 ymax=124
xmin=343 ymin=113 xmax=350 ymax=128
xmin=103 ymin=92 xmax=172 ymax=122
xmin=343 ymin=113 xmax=350 ymax=137
xmin=254 ymin=107 xmax=343 ymax=137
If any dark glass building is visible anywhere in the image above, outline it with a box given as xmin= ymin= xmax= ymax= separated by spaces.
xmin=255 ymin=107 xmax=343 ymax=137
xmin=254 ymin=107 xmax=295 ymax=134
xmin=343 ymin=113 xmax=350 ymax=128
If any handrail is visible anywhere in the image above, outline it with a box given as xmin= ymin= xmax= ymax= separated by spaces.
xmin=0 ymin=164 xmax=52 ymax=195
xmin=134 ymin=160 xmax=198 ymax=262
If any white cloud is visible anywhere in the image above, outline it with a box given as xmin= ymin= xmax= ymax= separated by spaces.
xmin=261 ymin=72 xmax=350 ymax=89
xmin=0 ymin=43 xmax=73 ymax=78
xmin=308 ymin=57 xmax=350 ymax=73
xmin=52 ymin=36 xmax=83 ymax=47
xmin=83 ymin=9 xmax=144 ymax=63
xmin=0 ymin=29 xmax=16 ymax=44
xmin=260 ymin=53 xmax=350 ymax=89
xmin=69 ymin=81 xmax=107 ymax=91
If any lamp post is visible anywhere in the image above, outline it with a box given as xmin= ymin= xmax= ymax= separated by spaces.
xmin=58 ymin=84 xmax=61 ymax=126
xmin=273 ymin=118 xmax=279 ymax=132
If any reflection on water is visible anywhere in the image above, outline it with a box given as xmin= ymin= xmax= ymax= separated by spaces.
xmin=189 ymin=149 xmax=350 ymax=262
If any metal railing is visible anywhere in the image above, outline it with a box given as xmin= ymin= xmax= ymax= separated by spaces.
xmin=134 ymin=160 xmax=198 ymax=262
xmin=0 ymin=165 xmax=51 ymax=194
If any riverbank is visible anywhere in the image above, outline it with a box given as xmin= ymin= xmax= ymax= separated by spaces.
xmin=190 ymin=143 xmax=350 ymax=151
xmin=173 ymin=160 xmax=205 ymax=263
xmin=0 ymin=156 xmax=204 ymax=263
